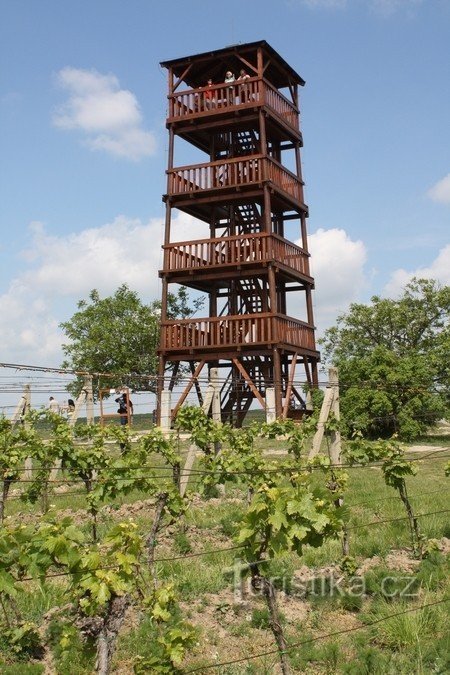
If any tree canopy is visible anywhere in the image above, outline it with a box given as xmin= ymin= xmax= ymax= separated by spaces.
xmin=60 ymin=285 xmax=203 ymax=396
xmin=320 ymin=278 xmax=449 ymax=440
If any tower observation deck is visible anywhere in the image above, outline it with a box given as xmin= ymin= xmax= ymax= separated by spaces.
xmin=157 ymin=40 xmax=320 ymax=426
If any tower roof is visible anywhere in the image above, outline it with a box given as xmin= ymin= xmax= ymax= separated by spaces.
xmin=160 ymin=40 xmax=305 ymax=89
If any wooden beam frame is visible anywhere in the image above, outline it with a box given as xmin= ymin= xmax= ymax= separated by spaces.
xmin=232 ymin=358 xmax=265 ymax=408
xmin=282 ymin=351 xmax=298 ymax=418
xmin=171 ymin=360 xmax=206 ymax=421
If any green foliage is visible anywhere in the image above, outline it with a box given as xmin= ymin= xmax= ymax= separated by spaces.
xmin=47 ymin=620 xmax=96 ymax=675
xmin=0 ymin=417 xmax=30 ymax=482
xmin=0 ymin=417 xmax=32 ymax=521
xmin=19 ymin=411 xmax=73 ymax=510
xmin=320 ymin=278 xmax=450 ymax=440
xmin=237 ymin=475 xmax=345 ymax=562
xmin=344 ymin=437 xmax=422 ymax=554
xmin=199 ymin=423 xmax=272 ymax=494
xmin=261 ymin=417 xmax=317 ymax=460
xmin=135 ymin=583 xmax=196 ymax=673
xmin=60 ymin=284 xmax=203 ymax=397
xmin=250 ymin=607 xmax=271 ymax=629
xmin=141 ymin=428 xmax=180 ymax=469
xmin=340 ymin=591 xmax=363 ymax=612
xmin=340 ymin=555 xmax=358 ymax=576
xmin=0 ymin=622 xmax=43 ymax=660
xmin=415 ymin=551 xmax=449 ymax=591
xmin=175 ymin=406 xmax=225 ymax=453
xmin=0 ymin=517 xmax=144 ymax=618
xmin=172 ymin=530 xmax=192 ymax=555
xmin=344 ymin=436 xmax=414 ymax=484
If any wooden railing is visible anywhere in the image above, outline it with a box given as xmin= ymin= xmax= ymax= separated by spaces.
xmin=167 ymin=78 xmax=298 ymax=131
xmin=167 ymin=155 xmax=262 ymax=194
xmin=167 ymin=156 xmax=303 ymax=204
xmin=271 ymin=234 xmax=311 ymax=276
xmin=160 ymin=313 xmax=315 ymax=352
xmin=263 ymin=80 xmax=298 ymax=129
xmin=276 ymin=316 xmax=316 ymax=352
xmin=163 ymin=232 xmax=310 ymax=277
xmin=265 ymin=159 xmax=304 ymax=203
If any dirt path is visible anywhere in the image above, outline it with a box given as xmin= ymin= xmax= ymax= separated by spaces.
xmin=407 ymin=444 xmax=449 ymax=453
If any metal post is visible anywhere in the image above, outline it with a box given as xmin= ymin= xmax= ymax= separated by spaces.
xmin=265 ymin=387 xmax=276 ymax=423
xmin=160 ymin=390 xmax=172 ymax=432
xmin=210 ymin=368 xmax=222 ymax=423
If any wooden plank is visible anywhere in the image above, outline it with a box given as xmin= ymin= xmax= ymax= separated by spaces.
xmin=171 ymin=360 xmax=206 ymax=421
xmin=309 ymin=387 xmax=334 ymax=459
xmin=179 ymin=443 xmax=197 ymax=497
xmin=12 ymin=384 xmax=30 ymax=426
xmin=232 ymin=358 xmax=265 ymax=408
xmin=282 ymin=352 xmax=298 ymax=418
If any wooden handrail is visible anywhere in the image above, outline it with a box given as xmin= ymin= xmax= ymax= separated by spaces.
xmin=162 ymin=233 xmax=311 ymax=277
xmin=167 ymin=155 xmax=303 ymax=203
xmin=160 ymin=313 xmax=316 ymax=353
xmin=166 ymin=78 xmax=299 ymax=131
xmin=166 ymin=153 xmax=264 ymax=174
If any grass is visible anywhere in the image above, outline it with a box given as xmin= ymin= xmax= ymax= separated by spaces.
xmin=1 ymin=435 xmax=449 ymax=673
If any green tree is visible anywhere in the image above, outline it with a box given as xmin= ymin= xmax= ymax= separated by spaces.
xmin=320 ymin=278 xmax=449 ymax=440
xmin=60 ymin=284 xmax=203 ymax=396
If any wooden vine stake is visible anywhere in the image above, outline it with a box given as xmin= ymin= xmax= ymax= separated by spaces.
xmin=49 ymin=375 xmax=94 ymax=482
xmin=179 ymin=368 xmax=221 ymax=497
xmin=12 ymin=385 xmax=32 ymax=478
xmin=309 ymin=367 xmax=341 ymax=462
xmin=309 ymin=367 xmax=348 ymax=553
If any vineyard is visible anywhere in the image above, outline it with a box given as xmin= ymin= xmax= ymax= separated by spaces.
xmin=0 ymin=405 xmax=449 ymax=674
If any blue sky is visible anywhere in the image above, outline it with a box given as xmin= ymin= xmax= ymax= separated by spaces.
xmin=1 ymin=0 xmax=449 ymax=369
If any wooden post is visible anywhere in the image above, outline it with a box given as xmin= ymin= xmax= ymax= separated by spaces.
xmin=179 ymin=444 xmax=197 ymax=498
xmin=328 ymin=367 xmax=341 ymax=464
xmin=12 ymin=384 xmax=31 ymax=426
xmin=84 ymin=375 xmax=94 ymax=425
xmin=14 ymin=385 xmax=32 ymax=479
xmin=309 ymin=367 xmax=341 ymax=459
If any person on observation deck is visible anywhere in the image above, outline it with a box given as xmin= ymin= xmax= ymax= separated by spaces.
xmin=203 ymin=78 xmax=216 ymax=109
xmin=237 ymin=69 xmax=251 ymax=103
xmin=224 ymin=70 xmax=235 ymax=105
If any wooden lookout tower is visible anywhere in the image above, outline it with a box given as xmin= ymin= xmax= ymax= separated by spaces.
xmin=157 ymin=41 xmax=320 ymax=426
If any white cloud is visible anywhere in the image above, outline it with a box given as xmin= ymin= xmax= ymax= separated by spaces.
xmin=52 ymin=67 xmax=156 ymax=161
xmin=0 ymin=213 xmax=203 ymax=366
xmin=384 ymin=244 xmax=450 ymax=297
xmin=289 ymin=228 xmax=368 ymax=331
xmin=427 ymin=173 xmax=450 ymax=205
xmin=1 ymin=218 xmax=368 ymax=365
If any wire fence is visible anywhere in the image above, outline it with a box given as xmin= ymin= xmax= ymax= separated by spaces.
xmin=184 ymin=598 xmax=450 ymax=672
xmin=1 ymin=366 xmax=448 ymax=672
xmin=1 ymin=361 xmax=448 ymax=429
xmin=8 ymin=509 xmax=450 ymax=585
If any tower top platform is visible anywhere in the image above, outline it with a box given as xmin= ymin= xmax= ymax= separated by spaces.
xmin=160 ymin=40 xmax=305 ymax=90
